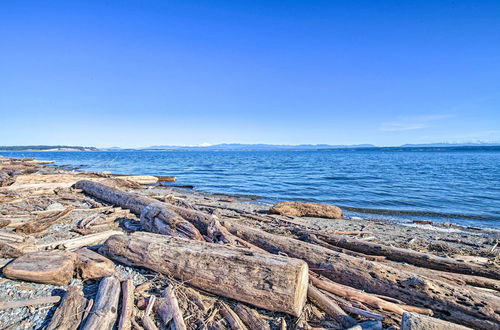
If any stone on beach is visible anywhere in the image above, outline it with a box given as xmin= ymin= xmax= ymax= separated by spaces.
xmin=401 ymin=312 xmax=472 ymax=330
xmin=2 ymin=251 xmax=77 ymax=285
xmin=75 ymin=248 xmax=115 ymax=279
xmin=270 ymin=201 xmax=343 ymax=219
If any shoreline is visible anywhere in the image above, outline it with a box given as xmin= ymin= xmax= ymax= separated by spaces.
xmin=0 ymin=155 xmax=499 ymax=329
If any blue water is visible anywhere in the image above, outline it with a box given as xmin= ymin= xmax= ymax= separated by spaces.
xmin=2 ymin=148 xmax=499 ymax=228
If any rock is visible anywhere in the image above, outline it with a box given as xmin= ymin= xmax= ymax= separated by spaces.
xmin=401 ymin=312 xmax=472 ymax=330
xmin=270 ymin=201 xmax=343 ymax=219
xmin=75 ymin=248 xmax=115 ymax=279
xmin=2 ymin=251 xmax=77 ymax=285
xmin=347 ymin=320 xmax=382 ymax=330
xmin=46 ymin=202 xmax=65 ymax=211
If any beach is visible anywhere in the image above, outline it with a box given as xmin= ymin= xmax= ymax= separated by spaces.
xmin=0 ymin=155 xmax=499 ymax=329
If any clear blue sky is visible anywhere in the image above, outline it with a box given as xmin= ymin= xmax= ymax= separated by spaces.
xmin=1 ymin=0 xmax=499 ymax=147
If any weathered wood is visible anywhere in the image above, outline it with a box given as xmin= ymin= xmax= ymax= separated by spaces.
xmin=222 ymin=220 xmax=500 ymax=329
xmin=100 ymin=232 xmax=309 ymax=316
xmin=16 ymin=206 xmax=75 ymax=234
xmin=118 ymin=279 xmax=135 ymax=330
xmin=142 ymin=295 xmax=159 ymax=330
xmin=140 ymin=203 xmax=204 ymax=240
xmin=0 ymin=295 xmax=61 ymax=310
xmin=220 ymin=302 xmax=248 ymax=330
xmin=75 ymin=248 xmax=115 ymax=279
xmin=159 ymin=286 xmax=186 ymax=330
xmin=232 ymin=304 xmax=271 ymax=330
xmin=310 ymin=274 xmax=430 ymax=315
xmin=37 ymin=230 xmax=123 ymax=251
xmin=75 ymin=181 xmax=203 ymax=240
xmin=46 ymin=286 xmax=87 ymax=330
xmin=2 ymin=251 xmax=77 ymax=285
xmin=81 ymin=276 xmax=121 ymax=330
xmin=318 ymin=233 xmax=499 ymax=279
xmin=308 ymin=285 xmax=356 ymax=328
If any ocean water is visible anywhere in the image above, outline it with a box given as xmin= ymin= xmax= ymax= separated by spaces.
xmin=2 ymin=148 xmax=499 ymax=228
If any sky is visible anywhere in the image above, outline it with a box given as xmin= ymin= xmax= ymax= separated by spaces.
xmin=1 ymin=0 xmax=499 ymax=148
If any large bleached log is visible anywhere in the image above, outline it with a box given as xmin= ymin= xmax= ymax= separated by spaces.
xmin=222 ymin=220 xmax=500 ymax=329
xmin=317 ymin=233 xmax=499 ymax=279
xmin=81 ymin=276 xmax=121 ymax=330
xmin=75 ymin=180 xmax=263 ymax=248
xmin=46 ymin=286 xmax=87 ymax=330
xmin=100 ymin=232 xmax=309 ymax=316
xmin=75 ymin=180 xmax=203 ymax=240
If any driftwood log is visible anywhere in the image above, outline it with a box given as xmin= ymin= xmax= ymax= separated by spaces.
xmin=222 ymin=220 xmax=500 ymax=329
xmin=16 ymin=206 xmax=75 ymax=234
xmin=308 ymin=285 xmax=356 ymax=328
xmin=46 ymin=286 xmax=87 ymax=330
xmin=233 ymin=303 xmax=271 ymax=330
xmin=81 ymin=276 xmax=121 ymax=330
xmin=118 ymin=279 xmax=135 ymax=330
xmin=100 ymin=232 xmax=309 ymax=316
xmin=75 ymin=180 xmax=267 ymax=250
xmin=0 ymin=296 xmax=61 ymax=310
xmin=316 ymin=233 xmax=499 ymax=279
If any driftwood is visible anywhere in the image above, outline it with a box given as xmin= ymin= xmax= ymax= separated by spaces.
xmin=309 ymin=274 xmax=430 ymax=315
xmin=75 ymin=180 xmax=254 ymax=248
xmin=37 ymin=230 xmax=122 ymax=250
xmin=232 ymin=303 xmax=271 ymax=330
xmin=46 ymin=286 xmax=87 ymax=330
xmin=16 ymin=206 xmax=75 ymax=234
xmin=220 ymin=302 xmax=248 ymax=330
xmin=318 ymin=233 xmax=499 ymax=279
xmin=308 ymin=285 xmax=356 ymax=328
xmin=118 ymin=279 xmax=135 ymax=330
xmin=81 ymin=276 xmax=121 ymax=330
xmin=75 ymin=181 xmax=203 ymax=240
xmin=2 ymin=251 xmax=77 ymax=285
xmin=142 ymin=295 xmax=159 ymax=330
xmin=100 ymin=232 xmax=309 ymax=316
xmin=222 ymin=220 xmax=500 ymax=329
xmin=160 ymin=287 xmax=187 ymax=330
xmin=0 ymin=295 xmax=61 ymax=310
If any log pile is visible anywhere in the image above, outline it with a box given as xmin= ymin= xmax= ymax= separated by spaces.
xmin=0 ymin=156 xmax=498 ymax=329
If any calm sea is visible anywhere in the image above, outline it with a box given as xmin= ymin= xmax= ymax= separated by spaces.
xmin=2 ymin=148 xmax=499 ymax=228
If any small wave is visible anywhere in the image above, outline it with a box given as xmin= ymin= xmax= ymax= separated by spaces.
xmin=341 ymin=205 xmax=498 ymax=221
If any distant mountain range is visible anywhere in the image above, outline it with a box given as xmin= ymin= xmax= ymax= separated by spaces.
xmin=101 ymin=142 xmax=500 ymax=151
xmin=1 ymin=143 xmax=499 ymax=152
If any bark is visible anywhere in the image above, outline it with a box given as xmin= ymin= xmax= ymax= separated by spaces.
xmin=100 ymin=232 xmax=309 ymax=316
xmin=318 ymin=233 xmax=499 ymax=279
xmin=222 ymin=220 xmax=500 ymax=329
xmin=46 ymin=286 xmax=87 ymax=330
xmin=81 ymin=276 xmax=121 ymax=330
